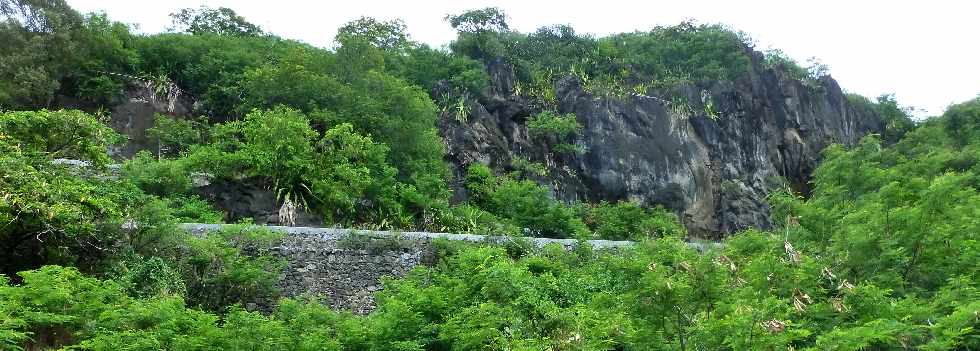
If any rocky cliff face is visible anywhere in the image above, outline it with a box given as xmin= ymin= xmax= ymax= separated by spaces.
xmin=98 ymin=50 xmax=883 ymax=237
xmin=439 ymin=52 xmax=884 ymax=238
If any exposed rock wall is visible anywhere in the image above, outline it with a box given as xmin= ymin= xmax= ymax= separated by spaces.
xmin=193 ymin=178 xmax=324 ymax=227
xmin=103 ymin=48 xmax=883 ymax=238
xmin=107 ymin=78 xmax=194 ymax=158
xmin=439 ymin=53 xmax=884 ymax=237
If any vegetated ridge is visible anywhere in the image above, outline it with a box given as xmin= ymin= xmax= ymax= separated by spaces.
xmin=2 ymin=2 xmax=977 ymax=350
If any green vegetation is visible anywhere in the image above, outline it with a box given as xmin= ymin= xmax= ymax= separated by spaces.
xmin=1 ymin=1 xmax=976 ymax=349
xmin=763 ymin=49 xmax=830 ymax=91
xmin=145 ymin=114 xmax=205 ymax=158
xmin=168 ymin=6 xmax=264 ymax=37
xmin=7 ymin=100 xmax=976 ymax=349
xmin=846 ymin=93 xmax=918 ymax=144
xmin=584 ymin=201 xmax=686 ymax=241
xmin=0 ymin=109 xmax=276 ymax=315
xmin=527 ymin=111 xmax=583 ymax=154
xmin=464 ymin=164 xmax=589 ymax=238
xmin=446 ymin=8 xmax=754 ymax=102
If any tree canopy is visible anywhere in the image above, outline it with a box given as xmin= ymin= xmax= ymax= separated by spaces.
xmin=168 ymin=6 xmax=263 ymax=37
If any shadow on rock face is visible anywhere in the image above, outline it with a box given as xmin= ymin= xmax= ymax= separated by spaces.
xmin=194 ymin=178 xmax=323 ymax=227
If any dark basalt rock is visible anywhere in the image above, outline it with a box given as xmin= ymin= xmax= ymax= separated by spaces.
xmin=194 ymin=178 xmax=323 ymax=227
xmin=439 ymin=53 xmax=884 ymax=238
xmin=105 ymin=79 xmax=195 ymax=159
xmin=98 ymin=51 xmax=882 ymax=238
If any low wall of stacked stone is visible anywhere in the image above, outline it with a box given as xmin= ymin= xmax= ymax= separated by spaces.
xmin=182 ymin=224 xmax=716 ymax=313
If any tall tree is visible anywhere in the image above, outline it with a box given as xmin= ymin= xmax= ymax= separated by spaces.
xmin=0 ymin=0 xmax=83 ymax=108
xmin=335 ymin=16 xmax=410 ymax=51
xmin=169 ymin=6 xmax=262 ymax=37
xmin=445 ymin=7 xmax=509 ymax=33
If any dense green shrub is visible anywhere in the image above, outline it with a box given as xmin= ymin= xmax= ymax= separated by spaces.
xmin=175 ymin=225 xmax=284 ymax=311
xmin=122 ymin=151 xmax=193 ymax=196
xmin=762 ymin=48 xmax=829 ymax=90
xmin=0 ymin=265 xmax=304 ymax=351
xmin=598 ymin=21 xmax=753 ymax=85
xmin=238 ymin=46 xmax=450 ymax=201
xmin=445 ymin=9 xmax=756 ymax=101
xmin=1 ymin=3 xmax=977 ymax=350
xmin=0 ymin=110 xmax=134 ymax=275
xmin=134 ymin=32 xmax=305 ymax=117
xmin=583 ymin=201 xmax=686 ymax=240
xmin=3 ymin=226 xmax=977 ymax=350
xmin=168 ymin=6 xmax=264 ymax=37
xmin=145 ymin=114 xmax=206 ymax=158
xmin=526 ymin=110 xmax=581 ymax=139
xmin=182 ymin=107 xmax=430 ymax=227
xmin=432 ymin=204 xmax=519 ymax=235
xmin=119 ymin=256 xmax=187 ymax=298
xmin=0 ymin=1 xmax=140 ymax=109
xmin=463 ymin=164 xmax=690 ymax=240
xmin=0 ymin=109 xmax=121 ymax=166
xmin=160 ymin=196 xmax=224 ymax=223
xmin=945 ymin=96 xmax=980 ymax=146
xmin=465 ymin=164 xmax=588 ymax=238
xmin=527 ymin=110 xmax=583 ymax=154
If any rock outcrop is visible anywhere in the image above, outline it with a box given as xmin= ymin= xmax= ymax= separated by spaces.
xmin=98 ymin=50 xmax=884 ymax=238
xmin=194 ymin=178 xmax=324 ymax=227
xmin=439 ymin=52 xmax=883 ymax=238
xmin=106 ymin=77 xmax=194 ymax=158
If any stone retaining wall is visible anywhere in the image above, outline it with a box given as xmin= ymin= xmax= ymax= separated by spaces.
xmin=182 ymin=224 xmax=715 ymax=313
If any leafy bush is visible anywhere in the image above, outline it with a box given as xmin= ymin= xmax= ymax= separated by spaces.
xmin=0 ymin=2 xmax=140 ymax=109
xmin=434 ymin=204 xmax=518 ymax=235
xmin=169 ymin=6 xmax=263 ymax=37
xmin=122 ymin=151 xmax=193 ymax=196
xmin=465 ymin=164 xmax=588 ymax=238
xmin=2 ymin=219 xmax=977 ymax=350
xmin=599 ymin=21 xmax=753 ymax=85
xmin=1 ymin=4 xmax=977 ymax=350
xmin=161 ymin=196 xmax=224 ymax=223
xmin=175 ymin=225 xmax=284 ymax=311
xmin=0 ymin=112 xmax=137 ymax=275
xmin=527 ymin=110 xmax=583 ymax=154
xmin=134 ymin=32 xmax=304 ymax=117
xmin=225 ymin=107 xmax=318 ymax=202
xmin=310 ymin=123 xmax=402 ymax=224
xmin=238 ymin=48 xmax=450 ymax=202
xmin=119 ymin=256 xmax=187 ymax=298
xmin=0 ymin=266 xmax=344 ymax=351
xmin=0 ymin=109 xmax=121 ymax=167
xmin=183 ymin=107 xmax=428 ymax=227
xmin=770 ymin=100 xmax=980 ymax=299
xmin=526 ymin=110 xmax=581 ymax=139
xmin=763 ymin=49 xmax=832 ymax=90
xmin=583 ymin=201 xmax=686 ymax=240
xmin=945 ymin=96 xmax=980 ymax=145
xmin=847 ymin=93 xmax=917 ymax=144
xmin=390 ymin=44 xmax=489 ymax=94
xmin=145 ymin=114 xmax=206 ymax=158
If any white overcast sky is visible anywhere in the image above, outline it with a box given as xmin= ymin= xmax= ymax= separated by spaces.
xmin=68 ymin=0 xmax=979 ymax=117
